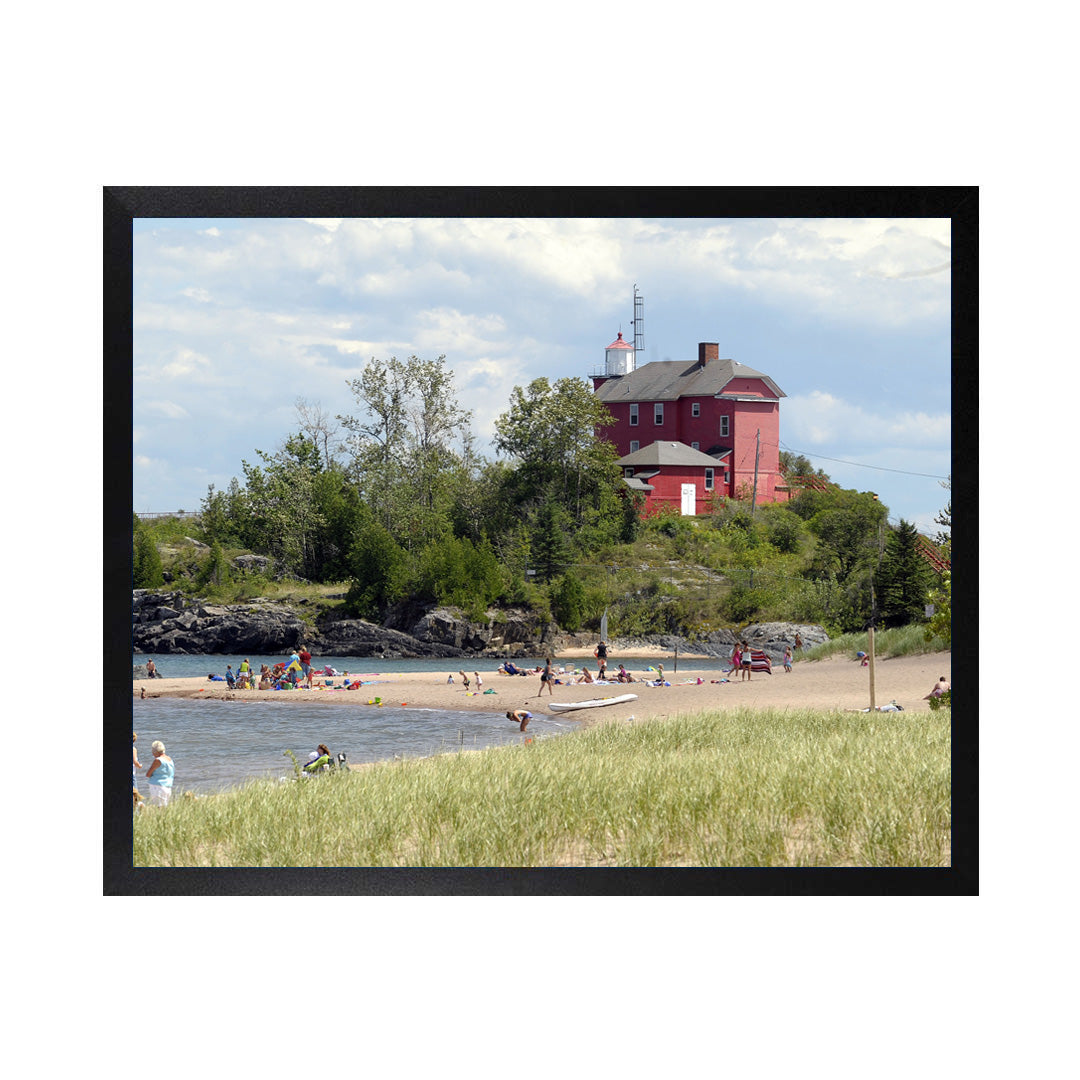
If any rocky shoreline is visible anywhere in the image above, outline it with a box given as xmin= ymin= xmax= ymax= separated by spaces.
xmin=131 ymin=589 xmax=827 ymax=670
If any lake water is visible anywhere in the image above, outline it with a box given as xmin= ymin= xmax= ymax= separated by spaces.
xmin=130 ymin=652 xmax=729 ymax=796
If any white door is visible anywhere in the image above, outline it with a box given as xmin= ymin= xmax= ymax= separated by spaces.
xmin=680 ymin=484 xmax=696 ymax=516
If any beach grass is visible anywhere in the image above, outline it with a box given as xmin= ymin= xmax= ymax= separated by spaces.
xmin=800 ymin=624 xmax=946 ymax=662
xmin=133 ymin=705 xmax=951 ymax=868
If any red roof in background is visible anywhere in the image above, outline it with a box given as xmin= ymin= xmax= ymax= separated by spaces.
xmin=606 ymin=332 xmax=634 ymax=350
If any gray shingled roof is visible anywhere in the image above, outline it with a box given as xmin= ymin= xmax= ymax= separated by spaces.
xmin=617 ymin=441 xmax=726 ymax=468
xmin=594 ymin=358 xmax=785 ymax=402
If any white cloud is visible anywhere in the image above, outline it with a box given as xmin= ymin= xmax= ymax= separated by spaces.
xmin=158 ymin=347 xmax=212 ymax=380
xmin=199 ymin=227 xmax=221 ymax=237
xmin=784 ymin=390 xmax=950 ymax=449
xmin=143 ymin=400 xmax=191 ymax=419
xmin=182 ymin=286 xmax=211 ymax=302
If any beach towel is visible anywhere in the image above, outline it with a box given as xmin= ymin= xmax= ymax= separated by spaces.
xmin=749 ymin=649 xmax=772 ymax=674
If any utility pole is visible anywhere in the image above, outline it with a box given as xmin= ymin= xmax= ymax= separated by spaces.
xmin=868 ymin=585 xmax=877 ymax=712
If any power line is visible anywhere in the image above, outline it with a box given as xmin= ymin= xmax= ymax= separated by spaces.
xmin=779 ymin=443 xmax=949 ymax=480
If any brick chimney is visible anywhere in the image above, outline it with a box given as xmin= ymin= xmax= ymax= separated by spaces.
xmin=698 ymin=342 xmax=719 ymax=366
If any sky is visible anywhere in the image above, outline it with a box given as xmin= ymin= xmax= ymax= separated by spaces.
xmin=132 ymin=214 xmax=952 ymax=535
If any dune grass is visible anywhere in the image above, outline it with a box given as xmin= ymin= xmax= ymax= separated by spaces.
xmin=133 ymin=705 xmax=951 ymax=868
xmin=801 ymin=623 xmax=946 ymax=662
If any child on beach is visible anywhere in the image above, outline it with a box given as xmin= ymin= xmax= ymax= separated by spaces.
xmin=459 ymin=670 xmax=471 ymax=691
xmin=783 ymin=646 xmax=793 ymax=673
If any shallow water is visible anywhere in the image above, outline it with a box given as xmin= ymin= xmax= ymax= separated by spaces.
xmin=129 ymin=652 xmax=726 ymax=796
xmin=131 ymin=695 xmax=569 ymax=796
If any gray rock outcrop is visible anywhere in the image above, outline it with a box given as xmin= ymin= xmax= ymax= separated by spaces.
xmin=131 ymin=591 xmax=827 ymax=662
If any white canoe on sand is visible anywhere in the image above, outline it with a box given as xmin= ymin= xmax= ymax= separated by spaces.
xmin=548 ymin=693 xmax=637 ymax=713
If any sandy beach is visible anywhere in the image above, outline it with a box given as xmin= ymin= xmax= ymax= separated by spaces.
xmin=134 ymin=651 xmax=952 ymax=724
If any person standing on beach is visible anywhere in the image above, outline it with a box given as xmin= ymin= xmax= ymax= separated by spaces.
xmin=730 ymin=642 xmax=742 ymax=675
xmin=474 ymin=671 xmax=483 ymax=691
xmin=459 ymin=670 xmax=471 ymax=691
xmin=794 ymin=632 xmax=804 ymax=651
xmin=298 ymin=645 xmax=312 ymax=682
xmin=538 ymin=658 xmax=554 ymax=696
xmin=594 ymin=640 xmax=608 ymax=680
xmin=783 ymin=646 xmax=793 ymax=673
xmin=145 ymin=741 xmax=175 ymax=806
xmin=740 ymin=642 xmax=753 ymax=681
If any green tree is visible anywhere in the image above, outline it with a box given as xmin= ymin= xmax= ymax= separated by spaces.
xmin=493 ymin=376 xmax=620 ymax=525
xmin=805 ymin=491 xmax=887 ymax=581
xmin=934 ymin=476 xmax=952 ymax=547
xmin=132 ymin=515 xmax=164 ymax=588
xmin=875 ymin=519 xmax=933 ymax=627
xmin=236 ymin=434 xmax=329 ymax=579
xmin=531 ymin=500 xmax=572 ymax=583
xmin=552 ymin=571 xmax=587 ymax=632
xmin=340 ymin=354 xmax=473 ymax=547
xmin=198 ymin=540 xmax=231 ymax=590
xmin=343 ymin=509 xmax=407 ymax=619
xmin=925 ymin=570 xmax=951 ymax=647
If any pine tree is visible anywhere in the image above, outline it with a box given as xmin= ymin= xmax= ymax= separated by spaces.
xmin=876 ymin=519 xmax=932 ymax=627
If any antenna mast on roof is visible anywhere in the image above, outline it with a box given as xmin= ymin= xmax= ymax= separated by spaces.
xmin=632 ymin=285 xmax=645 ymax=363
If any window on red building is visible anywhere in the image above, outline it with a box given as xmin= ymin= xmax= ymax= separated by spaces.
xmin=654 ymin=403 xmax=664 ymax=425
xmin=629 ymin=403 xmax=638 ymax=426
xmin=720 ymin=415 xmax=729 ymax=437
xmin=705 ymin=468 xmax=714 ymax=490
xmin=692 ymin=402 xmax=700 ymax=417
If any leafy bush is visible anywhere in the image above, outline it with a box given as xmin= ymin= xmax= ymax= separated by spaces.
xmin=132 ymin=518 xmax=164 ymax=588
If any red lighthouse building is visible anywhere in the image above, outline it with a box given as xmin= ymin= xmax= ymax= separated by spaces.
xmin=593 ymin=338 xmax=787 ymax=513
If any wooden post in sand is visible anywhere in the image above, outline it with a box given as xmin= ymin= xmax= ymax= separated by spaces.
xmin=868 ymin=625 xmax=877 ymax=711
